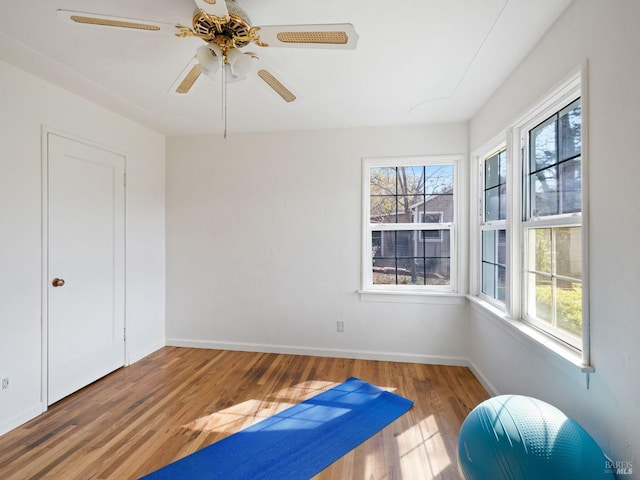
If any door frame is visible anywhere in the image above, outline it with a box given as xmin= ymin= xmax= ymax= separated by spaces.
xmin=40 ymin=126 xmax=128 ymax=408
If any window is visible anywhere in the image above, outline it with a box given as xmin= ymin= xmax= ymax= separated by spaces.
xmin=471 ymin=68 xmax=588 ymax=355
xmin=522 ymin=97 xmax=583 ymax=348
xmin=363 ymin=156 xmax=458 ymax=291
xmin=480 ymin=148 xmax=507 ymax=304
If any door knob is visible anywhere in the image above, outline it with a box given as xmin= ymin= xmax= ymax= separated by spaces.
xmin=52 ymin=278 xmax=65 ymax=287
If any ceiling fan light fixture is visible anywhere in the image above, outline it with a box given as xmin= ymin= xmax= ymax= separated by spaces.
xmin=227 ymin=48 xmax=252 ymax=78
xmin=195 ymin=44 xmax=221 ymax=78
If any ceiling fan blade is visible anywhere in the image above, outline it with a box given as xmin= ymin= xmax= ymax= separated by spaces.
xmin=255 ymin=24 xmax=358 ymax=49
xmin=56 ymin=9 xmax=180 ymax=33
xmin=258 ymin=69 xmax=296 ymax=102
xmin=193 ymin=0 xmax=229 ymax=20
xmin=169 ymin=57 xmax=203 ymax=94
xmin=249 ymin=55 xmax=297 ymax=103
xmin=176 ymin=65 xmax=202 ymax=94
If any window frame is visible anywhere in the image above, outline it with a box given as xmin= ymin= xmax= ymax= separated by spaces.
xmin=362 ymin=155 xmax=461 ymax=294
xmin=470 ymin=65 xmax=591 ymax=365
xmin=519 ymin=95 xmax=584 ymax=350
xmin=478 ymin=145 xmax=508 ymax=308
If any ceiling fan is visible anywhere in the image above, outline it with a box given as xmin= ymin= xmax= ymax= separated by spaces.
xmin=57 ymin=0 xmax=358 ymax=135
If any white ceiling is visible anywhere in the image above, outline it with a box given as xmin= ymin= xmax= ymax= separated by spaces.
xmin=0 ymin=0 xmax=572 ymax=136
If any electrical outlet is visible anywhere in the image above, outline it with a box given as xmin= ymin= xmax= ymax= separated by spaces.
xmin=336 ymin=321 xmax=344 ymax=333
xmin=1 ymin=377 xmax=9 ymax=392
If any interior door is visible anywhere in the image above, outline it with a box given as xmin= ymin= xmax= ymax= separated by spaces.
xmin=46 ymin=132 xmax=125 ymax=405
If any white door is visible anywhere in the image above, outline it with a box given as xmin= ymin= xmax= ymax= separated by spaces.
xmin=46 ymin=133 xmax=125 ymax=405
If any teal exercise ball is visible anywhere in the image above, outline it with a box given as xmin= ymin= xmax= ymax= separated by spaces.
xmin=458 ymin=395 xmax=614 ymax=480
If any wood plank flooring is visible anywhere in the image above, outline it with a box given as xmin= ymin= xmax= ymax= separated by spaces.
xmin=0 ymin=347 xmax=488 ymax=479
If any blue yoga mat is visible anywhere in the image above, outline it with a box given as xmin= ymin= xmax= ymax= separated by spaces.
xmin=141 ymin=376 xmax=413 ymax=480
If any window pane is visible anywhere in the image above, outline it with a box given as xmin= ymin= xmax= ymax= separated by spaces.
xmin=556 ymin=281 xmax=582 ymax=337
xmin=370 ymin=167 xmax=396 ymax=195
xmin=422 ymin=212 xmax=442 ymax=223
xmin=530 ymin=167 xmax=558 ymax=216
xmin=372 ymin=263 xmax=397 ymax=285
xmin=400 ymin=166 xmax=425 ymax=196
xmin=370 ymin=195 xmax=397 ymax=223
xmin=561 ymin=157 xmax=582 ymax=214
xmin=395 ymin=230 xmax=411 ymax=257
xmin=482 ymin=230 xmax=495 ymax=264
xmin=396 ymin=258 xmax=418 ymax=285
xmin=372 ymin=231 xmax=382 ymax=258
xmin=497 ymin=265 xmax=506 ymax=302
xmin=485 ymin=187 xmax=499 ymax=222
xmin=483 ymin=150 xmax=506 ymax=223
xmin=372 ymin=230 xmax=393 ymax=260
xmin=485 ymin=153 xmax=500 ymax=189
xmin=499 ymin=184 xmax=507 ymax=221
xmin=423 ymin=258 xmax=450 ymax=285
xmin=426 ymin=195 xmax=453 ymax=222
xmin=530 ymin=116 xmax=557 ymax=172
xmin=497 ymin=229 xmax=506 ymax=266
xmin=527 ymin=272 xmax=552 ymax=324
xmin=559 ymin=99 xmax=581 ymax=161
xmin=482 ymin=262 xmax=495 ymax=298
xmin=425 ymin=165 xmax=454 ymax=194
xmin=556 ymin=227 xmax=582 ymax=279
xmin=409 ymin=194 xmax=424 ymax=222
xmin=499 ymin=150 xmax=507 ymax=184
xmin=423 ymin=230 xmax=450 ymax=256
xmin=529 ymin=228 xmax=551 ymax=274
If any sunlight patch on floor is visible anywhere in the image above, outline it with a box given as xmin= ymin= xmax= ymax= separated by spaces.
xmin=396 ymin=415 xmax=451 ymax=479
xmin=182 ymin=380 xmax=338 ymax=433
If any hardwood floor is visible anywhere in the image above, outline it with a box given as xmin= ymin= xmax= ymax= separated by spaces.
xmin=0 ymin=347 xmax=488 ymax=479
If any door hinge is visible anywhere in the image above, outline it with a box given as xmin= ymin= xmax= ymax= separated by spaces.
xmin=123 ymin=173 xmax=127 ymax=187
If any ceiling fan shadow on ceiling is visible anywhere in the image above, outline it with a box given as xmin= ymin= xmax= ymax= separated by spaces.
xmin=56 ymin=0 xmax=359 ymax=136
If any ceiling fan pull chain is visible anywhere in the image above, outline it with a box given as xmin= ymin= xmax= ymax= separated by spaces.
xmin=222 ymin=61 xmax=228 ymax=138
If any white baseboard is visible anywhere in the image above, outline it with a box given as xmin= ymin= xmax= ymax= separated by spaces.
xmin=0 ymin=403 xmax=46 ymax=437
xmin=467 ymin=359 xmax=499 ymax=396
xmin=166 ymin=338 xmax=469 ymax=367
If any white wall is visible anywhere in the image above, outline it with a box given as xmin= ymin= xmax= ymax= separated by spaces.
xmin=166 ymin=124 xmax=470 ymax=364
xmin=469 ymin=0 xmax=639 ymax=471
xmin=0 ymin=59 xmax=166 ymax=434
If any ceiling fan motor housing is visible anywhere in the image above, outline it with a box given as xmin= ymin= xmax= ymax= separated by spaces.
xmin=193 ymin=0 xmax=253 ymax=48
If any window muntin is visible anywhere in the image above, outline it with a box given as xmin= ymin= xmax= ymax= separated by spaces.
xmin=364 ymin=158 xmax=457 ymax=291
xmin=523 ymin=97 xmax=583 ymax=348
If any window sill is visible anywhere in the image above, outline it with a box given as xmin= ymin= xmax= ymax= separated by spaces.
xmin=359 ymin=290 xmax=466 ymax=305
xmin=466 ymin=295 xmax=594 ymax=375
